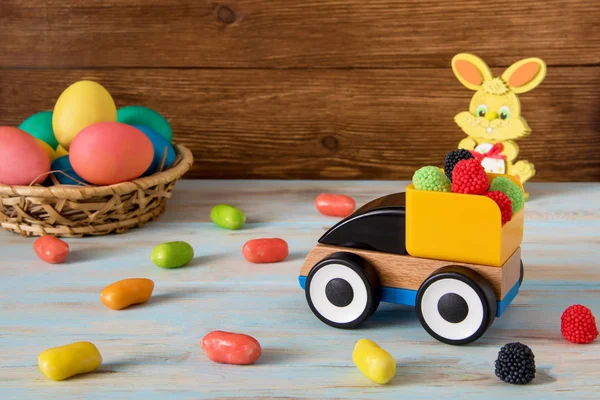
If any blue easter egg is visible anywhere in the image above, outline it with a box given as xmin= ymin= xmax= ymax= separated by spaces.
xmin=132 ymin=125 xmax=176 ymax=176
xmin=50 ymin=156 xmax=87 ymax=185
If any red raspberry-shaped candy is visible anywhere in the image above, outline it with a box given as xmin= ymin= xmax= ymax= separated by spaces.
xmin=561 ymin=304 xmax=598 ymax=344
xmin=484 ymin=191 xmax=513 ymax=225
xmin=451 ymin=159 xmax=489 ymax=195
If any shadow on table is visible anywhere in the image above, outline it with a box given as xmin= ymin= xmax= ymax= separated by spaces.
xmin=184 ymin=254 xmax=224 ymax=268
xmin=146 ymin=287 xmax=206 ymax=306
xmin=59 ymin=360 xmax=139 ymax=380
xmin=97 ymin=361 xmax=135 ymax=374
xmin=286 ymin=251 xmax=309 ymax=263
xmin=531 ymin=367 xmax=557 ymax=385
xmin=147 ymin=292 xmax=190 ymax=306
xmin=258 ymin=348 xmax=304 ymax=365
xmin=66 ymin=247 xmax=129 ymax=264
xmin=360 ymin=303 xmax=418 ymax=330
xmin=385 ymin=358 xmax=461 ymax=386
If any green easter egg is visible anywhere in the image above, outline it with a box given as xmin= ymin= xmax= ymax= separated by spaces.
xmin=19 ymin=111 xmax=59 ymax=149
xmin=152 ymin=241 xmax=194 ymax=269
xmin=210 ymin=204 xmax=246 ymax=230
xmin=117 ymin=105 xmax=172 ymax=142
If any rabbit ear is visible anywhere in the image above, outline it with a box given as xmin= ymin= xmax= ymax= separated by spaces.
xmin=502 ymin=58 xmax=546 ymax=94
xmin=452 ymin=53 xmax=493 ymax=91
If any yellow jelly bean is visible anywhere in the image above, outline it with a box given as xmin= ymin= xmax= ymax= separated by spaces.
xmin=352 ymin=339 xmax=396 ymax=384
xmin=38 ymin=341 xmax=102 ymax=381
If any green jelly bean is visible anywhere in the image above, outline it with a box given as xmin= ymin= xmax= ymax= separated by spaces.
xmin=210 ymin=204 xmax=246 ymax=230
xmin=152 ymin=241 xmax=194 ymax=269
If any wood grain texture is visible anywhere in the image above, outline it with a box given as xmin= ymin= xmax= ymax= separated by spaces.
xmin=1 ymin=67 xmax=598 ymax=181
xmin=0 ymin=0 xmax=598 ymax=68
xmin=300 ymin=244 xmax=521 ymax=299
xmin=0 ymin=180 xmax=599 ymax=399
xmin=1 ymin=0 xmax=599 ymax=181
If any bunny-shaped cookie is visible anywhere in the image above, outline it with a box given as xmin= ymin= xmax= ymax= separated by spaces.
xmin=452 ymin=53 xmax=546 ymax=187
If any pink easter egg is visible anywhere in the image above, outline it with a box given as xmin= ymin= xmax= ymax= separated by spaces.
xmin=0 ymin=127 xmax=51 ymax=185
xmin=69 ymin=122 xmax=153 ymax=185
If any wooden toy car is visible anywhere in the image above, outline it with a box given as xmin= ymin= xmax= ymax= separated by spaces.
xmin=298 ymin=173 xmax=525 ymax=345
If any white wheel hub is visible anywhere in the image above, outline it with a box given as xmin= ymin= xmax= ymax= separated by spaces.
xmin=420 ymin=278 xmax=485 ymax=341
xmin=308 ymin=263 xmax=368 ymax=324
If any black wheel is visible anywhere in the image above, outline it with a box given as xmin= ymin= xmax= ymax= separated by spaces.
xmin=415 ymin=266 xmax=497 ymax=345
xmin=519 ymin=260 xmax=524 ymax=288
xmin=305 ymin=252 xmax=381 ymax=329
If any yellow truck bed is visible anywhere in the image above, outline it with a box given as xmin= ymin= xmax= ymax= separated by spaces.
xmin=405 ymin=173 xmax=524 ymax=267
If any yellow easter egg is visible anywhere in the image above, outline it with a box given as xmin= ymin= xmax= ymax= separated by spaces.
xmin=55 ymin=145 xmax=69 ymax=157
xmin=52 ymin=80 xmax=117 ymax=150
xmin=36 ymin=139 xmax=57 ymax=162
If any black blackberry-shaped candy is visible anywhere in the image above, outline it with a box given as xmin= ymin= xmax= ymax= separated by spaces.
xmin=444 ymin=149 xmax=474 ymax=182
xmin=494 ymin=342 xmax=536 ymax=384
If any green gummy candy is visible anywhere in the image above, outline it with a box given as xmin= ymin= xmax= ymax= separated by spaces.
xmin=19 ymin=111 xmax=59 ymax=149
xmin=210 ymin=204 xmax=246 ymax=230
xmin=117 ymin=105 xmax=172 ymax=143
xmin=490 ymin=176 xmax=524 ymax=213
xmin=152 ymin=241 xmax=194 ymax=269
xmin=412 ymin=166 xmax=451 ymax=192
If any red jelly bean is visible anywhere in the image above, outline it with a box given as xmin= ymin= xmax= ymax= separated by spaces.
xmin=34 ymin=236 xmax=69 ymax=264
xmin=201 ymin=330 xmax=262 ymax=365
xmin=315 ymin=193 xmax=356 ymax=217
xmin=242 ymin=238 xmax=289 ymax=263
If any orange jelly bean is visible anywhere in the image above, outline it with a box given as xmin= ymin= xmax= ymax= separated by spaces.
xmin=34 ymin=236 xmax=69 ymax=264
xmin=100 ymin=278 xmax=154 ymax=310
xmin=315 ymin=193 xmax=356 ymax=217
xmin=201 ymin=330 xmax=262 ymax=365
xmin=242 ymin=238 xmax=289 ymax=263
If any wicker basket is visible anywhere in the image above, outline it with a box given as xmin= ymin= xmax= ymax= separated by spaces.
xmin=0 ymin=144 xmax=193 ymax=238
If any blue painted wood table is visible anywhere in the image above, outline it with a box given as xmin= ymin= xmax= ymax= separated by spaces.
xmin=1 ymin=180 xmax=599 ymax=399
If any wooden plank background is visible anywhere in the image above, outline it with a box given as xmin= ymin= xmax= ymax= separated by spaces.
xmin=0 ymin=0 xmax=599 ymax=181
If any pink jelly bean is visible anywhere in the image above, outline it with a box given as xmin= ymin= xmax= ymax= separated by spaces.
xmin=34 ymin=236 xmax=69 ymax=264
xmin=201 ymin=330 xmax=262 ymax=365
xmin=242 ymin=238 xmax=289 ymax=263
xmin=315 ymin=193 xmax=356 ymax=217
